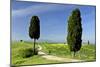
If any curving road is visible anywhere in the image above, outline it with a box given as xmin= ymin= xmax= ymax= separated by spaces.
xmin=38 ymin=45 xmax=83 ymax=62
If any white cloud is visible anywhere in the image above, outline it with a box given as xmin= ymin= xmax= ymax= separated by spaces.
xmin=12 ymin=3 xmax=75 ymax=17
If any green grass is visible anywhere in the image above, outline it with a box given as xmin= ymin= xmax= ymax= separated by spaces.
xmin=11 ymin=41 xmax=96 ymax=66
xmin=41 ymin=43 xmax=96 ymax=61
xmin=11 ymin=41 xmax=60 ymax=66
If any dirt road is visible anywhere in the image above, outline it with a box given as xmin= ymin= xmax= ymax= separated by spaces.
xmin=38 ymin=45 xmax=83 ymax=62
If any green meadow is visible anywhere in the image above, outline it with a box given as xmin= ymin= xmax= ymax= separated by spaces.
xmin=11 ymin=41 xmax=96 ymax=66
xmin=41 ymin=42 xmax=96 ymax=61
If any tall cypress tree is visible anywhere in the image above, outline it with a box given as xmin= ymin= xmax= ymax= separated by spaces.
xmin=29 ymin=16 xmax=40 ymax=55
xmin=67 ymin=8 xmax=82 ymax=57
xmin=88 ymin=40 xmax=90 ymax=45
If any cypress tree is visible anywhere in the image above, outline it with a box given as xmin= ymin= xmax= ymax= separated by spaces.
xmin=88 ymin=40 xmax=90 ymax=45
xmin=67 ymin=8 xmax=82 ymax=57
xmin=29 ymin=16 xmax=40 ymax=55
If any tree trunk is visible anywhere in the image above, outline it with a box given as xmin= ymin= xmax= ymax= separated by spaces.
xmin=33 ymin=39 xmax=36 ymax=54
xmin=72 ymin=52 xmax=76 ymax=58
xmin=73 ymin=51 xmax=76 ymax=57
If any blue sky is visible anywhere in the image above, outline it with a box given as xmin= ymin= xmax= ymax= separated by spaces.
xmin=12 ymin=0 xmax=96 ymax=44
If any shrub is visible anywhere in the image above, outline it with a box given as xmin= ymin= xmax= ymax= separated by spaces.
xmin=19 ymin=48 xmax=39 ymax=58
xmin=19 ymin=48 xmax=34 ymax=58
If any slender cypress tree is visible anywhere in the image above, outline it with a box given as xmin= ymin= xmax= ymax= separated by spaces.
xmin=88 ymin=40 xmax=90 ymax=45
xmin=29 ymin=16 xmax=40 ymax=54
xmin=67 ymin=8 xmax=82 ymax=57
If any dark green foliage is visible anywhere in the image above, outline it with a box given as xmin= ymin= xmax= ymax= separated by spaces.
xmin=29 ymin=16 xmax=40 ymax=55
xmin=20 ymin=40 xmax=23 ymax=42
xmin=48 ymin=50 xmax=51 ymax=55
xmin=19 ymin=48 xmax=34 ymax=58
xmin=29 ymin=16 xmax=40 ymax=39
xmin=67 ymin=8 xmax=82 ymax=56
xmin=88 ymin=40 xmax=90 ymax=45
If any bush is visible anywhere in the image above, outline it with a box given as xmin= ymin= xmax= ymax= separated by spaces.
xmin=19 ymin=48 xmax=34 ymax=58
xmin=20 ymin=40 xmax=23 ymax=42
xmin=19 ymin=48 xmax=39 ymax=58
xmin=48 ymin=50 xmax=51 ymax=55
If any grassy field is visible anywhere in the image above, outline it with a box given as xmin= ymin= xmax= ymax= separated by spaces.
xmin=11 ymin=41 xmax=60 ymax=66
xmin=11 ymin=41 xmax=96 ymax=66
xmin=41 ymin=43 xmax=96 ymax=61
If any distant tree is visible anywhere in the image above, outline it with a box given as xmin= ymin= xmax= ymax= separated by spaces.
xmin=20 ymin=40 xmax=23 ymax=42
xmin=88 ymin=40 xmax=90 ymax=45
xmin=67 ymin=8 xmax=82 ymax=57
xmin=29 ymin=16 xmax=40 ymax=55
